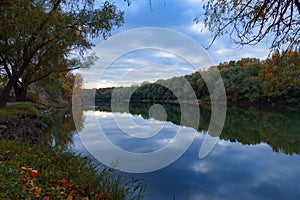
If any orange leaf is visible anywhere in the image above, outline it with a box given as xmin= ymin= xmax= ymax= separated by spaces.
xmin=43 ymin=197 xmax=50 ymax=200
xmin=34 ymin=187 xmax=41 ymax=197
xmin=22 ymin=186 xmax=26 ymax=192
xmin=62 ymin=178 xmax=69 ymax=187
xmin=67 ymin=194 xmax=73 ymax=200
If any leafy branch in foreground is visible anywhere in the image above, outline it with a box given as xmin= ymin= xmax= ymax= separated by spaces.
xmin=197 ymin=0 xmax=299 ymax=50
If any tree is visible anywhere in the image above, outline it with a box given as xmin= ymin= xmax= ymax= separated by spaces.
xmin=0 ymin=0 xmax=128 ymax=107
xmin=198 ymin=0 xmax=300 ymax=50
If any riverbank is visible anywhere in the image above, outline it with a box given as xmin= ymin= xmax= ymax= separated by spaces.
xmin=0 ymin=139 xmax=145 ymax=199
xmin=0 ymin=102 xmax=53 ymax=143
xmin=0 ymin=102 xmax=145 ymax=199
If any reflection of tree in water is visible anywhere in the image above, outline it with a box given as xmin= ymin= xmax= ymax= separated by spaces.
xmin=96 ymin=102 xmax=300 ymax=155
xmin=44 ymin=108 xmax=84 ymax=150
xmin=221 ymin=106 xmax=300 ymax=155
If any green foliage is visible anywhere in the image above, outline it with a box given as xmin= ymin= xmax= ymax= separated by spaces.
xmin=95 ymin=50 xmax=300 ymax=104
xmin=0 ymin=102 xmax=40 ymax=118
xmin=95 ymin=87 xmax=115 ymax=102
xmin=0 ymin=139 xmax=145 ymax=200
xmin=0 ymin=0 xmax=126 ymax=106
xmin=40 ymin=114 xmax=54 ymax=125
xmin=36 ymin=72 xmax=77 ymax=104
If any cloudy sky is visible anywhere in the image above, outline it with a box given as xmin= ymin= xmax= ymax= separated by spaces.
xmin=82 ymin=0 xmax=270 ymax=88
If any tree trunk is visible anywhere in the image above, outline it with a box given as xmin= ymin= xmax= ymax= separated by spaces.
xmin=0 ymin=77 xmax=18 ymax=107
xmin=0 ymin=63 xmax=28 ymax=107
xmin=14 ymin=83 xmax=28 ymax=102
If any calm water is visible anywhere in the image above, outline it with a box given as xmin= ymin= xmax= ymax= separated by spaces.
xmin=48 ymin=103 xmax=300 ymax=200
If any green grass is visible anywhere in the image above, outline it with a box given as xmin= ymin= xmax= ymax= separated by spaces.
xmin=0 ymin=139 xmax=146 ymax=200
xmin=0 ymin=102 xmax=41 ymax=118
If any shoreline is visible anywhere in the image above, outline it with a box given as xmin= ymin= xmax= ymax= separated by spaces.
xmin=99 ymin=98 xmax=300 ymax=106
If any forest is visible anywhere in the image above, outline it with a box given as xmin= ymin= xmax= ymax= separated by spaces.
xmin=95 ymin=50 xmax=300 ymax=104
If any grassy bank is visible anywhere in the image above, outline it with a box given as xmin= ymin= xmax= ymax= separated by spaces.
xmin=0 ymin=102 xmax=51 ymax=143
xmin=0 ymin=139 xmax=145 ymax=199
xmin=0 ymin=103 xmax=145 ymax=199
xmin=0 ymin=102 xmax=41 ymax=118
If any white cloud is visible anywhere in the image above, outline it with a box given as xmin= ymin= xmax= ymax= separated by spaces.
xmin=193 ymin=162 xmax=210 ymax=173
xmin=205 ymin=36 xmax=270 ymax=64
xmin=154 ymin=51 xmax=177 ymax=59
xmin=190 ymin=22 xmax=208 ymax=35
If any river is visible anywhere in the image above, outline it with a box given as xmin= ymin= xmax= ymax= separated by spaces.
xmin=47 ymin=103 xmax=300 ymax=200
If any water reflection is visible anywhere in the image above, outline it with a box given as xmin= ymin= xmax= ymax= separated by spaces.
xmin=95 ymin=102 xmax=300 ymax=155
xmin=136 ymin=138 xmax=300 ymax=200
xmin=44 ymin=108 xmax=84 ymax=149
xmin=47 ymin=103 xmax=300 ymax=199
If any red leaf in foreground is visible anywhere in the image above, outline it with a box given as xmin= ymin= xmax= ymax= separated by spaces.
xmin=30 ymin=170 xmax=38 ymax=178
xmin=62 ymin=178 xmax=69 ymax=187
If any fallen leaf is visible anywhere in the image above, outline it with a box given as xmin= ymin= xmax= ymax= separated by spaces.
xmin=31 ymin=170 xmax=38 ymax=178
xmin=67 ymin=194 xmax=73 ymax=200
xmin=43 ymin=197 xmax=50 ymax=200
xmin=62 ymin=178 xmax=69 ymax=187
xmin=22 ymin=185 xmax=26 ymax=192
xmin=34 ymin=187 xmax=41 ymax=197
xmin=51 ymin=179 xmax=59 ymax=185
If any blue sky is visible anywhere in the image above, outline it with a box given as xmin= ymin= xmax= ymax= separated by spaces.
xmin=82 ymin=0 xmax=270 ymax=88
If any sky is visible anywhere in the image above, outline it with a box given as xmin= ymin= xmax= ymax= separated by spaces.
xmin=81 ymin=0 xmax=271 ymax=89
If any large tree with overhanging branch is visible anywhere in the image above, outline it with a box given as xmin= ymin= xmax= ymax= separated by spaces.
xmin=0 ymin=0 xmax=130 ymax=107
xmin=195 ymin=0 xmax=299 ymax=50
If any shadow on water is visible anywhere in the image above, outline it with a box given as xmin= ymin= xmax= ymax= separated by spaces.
xmin=95 ymin=101 xmax=300 ymax=155
xmin=43 ymin=108 xmax=84 ymax=150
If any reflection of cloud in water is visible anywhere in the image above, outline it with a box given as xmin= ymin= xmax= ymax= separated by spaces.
xmin=77 ymin=110 xmax=197 ymax=172
xmin=134 ymin=135 xmax=300 ymax=200
xmin=73 ymin=109 xmax=300 ymax=199
xmin=82 ymin=110 xmax=196 ymax=153
xmin=74 ymin=106 xmax=300 ymax=198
